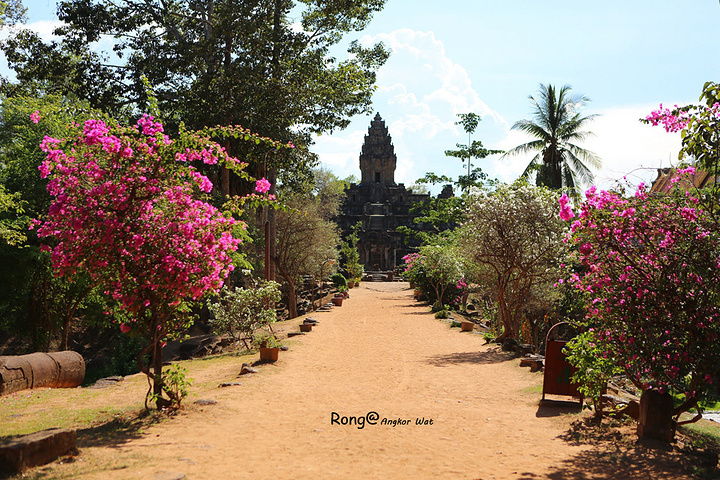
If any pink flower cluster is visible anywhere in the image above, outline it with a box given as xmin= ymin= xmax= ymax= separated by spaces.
xmin=255 ymin=177 xmax=271 ymax=193
xmin=36 ymin=115 xmax=242 ymax=334
xmin=645 ymin=104 xmax=690 ymax=133
xmin=558 ymin=193 xmax=575 ymax=221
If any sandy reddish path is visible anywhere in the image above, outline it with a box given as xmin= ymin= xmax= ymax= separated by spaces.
xmin=60 ymin=282 xmax=609 ymax=480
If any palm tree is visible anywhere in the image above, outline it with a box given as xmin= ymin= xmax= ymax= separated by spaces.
xmin=504 ymin=84 xmax=601 ymax=191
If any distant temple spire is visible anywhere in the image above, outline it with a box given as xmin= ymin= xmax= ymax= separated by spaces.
xmin=359 ymin=113 xmax=397 ymax=186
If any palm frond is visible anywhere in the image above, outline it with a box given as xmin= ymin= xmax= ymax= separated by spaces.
xmin=563 ymin=150 xmax=596 ymax=185
xmin=501 ymin=140 xmax=546 ymax=158
xmin=511 ymin=119 xmax=550 ymax=141
xmin=507 ymin=83 xmax=599 ymax=189
xmin=521 ymin=153 xmax=543 ymax=178
xmin=565 ymin=142 xmax=602 ymax=169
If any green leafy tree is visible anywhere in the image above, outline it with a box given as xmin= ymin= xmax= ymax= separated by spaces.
xmin=398 ymin=172 xmax=467 ymax=246
xmin=458 ymin=181 xmax=567 ymax=342
xmin=565 ymin=329 xmax=623 ymax=417
xmin=274 ymin=192 xmax=340 ymax=319
xmin=4 ymin=0 xmax=390 ymax=164
xmin=503 ymin=84 xmax=601 ymax=193
xmin=0 ymin=0 xmax=25 ymax=26
xmin=0 ymin=185 xmax=26 ymax=246
xmin=0 ymin=95 xmax=106 ymax=351
xmin=341 ymin=222 xmax=364 ymax=282
xmin=444 ymin=113 xmax=502 ymax=191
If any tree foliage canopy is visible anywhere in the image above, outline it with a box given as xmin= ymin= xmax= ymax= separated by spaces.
xmin=458 ymin=181 xmax=567 ymax=340
xmin=503 ymin=84 xmax=601 ymax=193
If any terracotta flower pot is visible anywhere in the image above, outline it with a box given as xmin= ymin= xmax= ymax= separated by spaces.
xmin=259 ymin=347 xmax=279 ymax=362
xmin=461 ymin=321 xmax=475 ymax=332
xmin=300 ymin=324 xmax=313 ymax=332
xmin=331 ymin=297 xmax=343 ymax=306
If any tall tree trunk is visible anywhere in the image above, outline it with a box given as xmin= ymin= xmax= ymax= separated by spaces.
xmin=60 ymin=319 xmax=71 ymax=351
xmin=286 ymin=279 xmax=298 ymax=320
xmin=220 ymin=166 xmax=230 ymax=198
xmin=496 ymin=284 xmax=514 ymax=342
xmin=267 ymin=168 xmax=277 ymax=281
xmin=152 ymin=328 xmax=167 ymax=409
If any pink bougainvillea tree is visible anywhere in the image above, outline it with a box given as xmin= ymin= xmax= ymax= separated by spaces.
xmin=565 ymin=175 xmax=720 ymax=425
xmin=35 ymin=114 xmax=284 ymax=408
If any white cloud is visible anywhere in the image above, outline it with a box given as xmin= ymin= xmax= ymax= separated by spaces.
xmin=585 ymin=105 xmax=681 ymax=190
xmin=312 ymin=129 xmax=366 ymax=178
xmin=313 ymin=28 xmax=509 ymax=187
xmin=28 ymin=20 xmax=62 ymax=40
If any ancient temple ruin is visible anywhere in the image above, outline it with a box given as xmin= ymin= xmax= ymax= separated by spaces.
xmin=339 ymin=113 xmax=434 ymax=272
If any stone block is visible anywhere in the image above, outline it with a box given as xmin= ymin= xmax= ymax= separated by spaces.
xmin=0 ymin=428 xmax=77 ymax=474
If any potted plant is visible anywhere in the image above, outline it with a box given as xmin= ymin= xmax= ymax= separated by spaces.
xmin=461 ymin=321 xmax=475 ymax=332
xmin=253 ymin=332 xmax=282 ymax=362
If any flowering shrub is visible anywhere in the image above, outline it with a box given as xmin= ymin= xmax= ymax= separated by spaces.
xmin=402 ymin=251 xmax=464 ymax=308
xmin=565 ymin=176 xmax=720 ymax=423
xmin=644 ymin=103 xmax=690 ymax=133
xmin=420 ymin=244 xmax=463 ymax=310
xmin=35 ymin=114 xmax=284 ymax=408
xmin=401 ymin=252 xmax=424 ymax=285
xmin=208 ymin=280 xmax=281 ymax=342
xmin=255 ymin=177 xmax=271 ymax=193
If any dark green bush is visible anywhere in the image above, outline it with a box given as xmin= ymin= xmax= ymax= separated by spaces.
xmin=330 ymin=273 xmax=347 ymax=289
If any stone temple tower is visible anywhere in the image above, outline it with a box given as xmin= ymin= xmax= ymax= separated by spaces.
xmin=359 ymin=113 xmax=396 ymax=186
xmin=339 ymin=113 xmax=435 ymax=273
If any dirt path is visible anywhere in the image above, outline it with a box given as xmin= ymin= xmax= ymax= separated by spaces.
xmin=40 ymin=283 xmax=697 ymax=479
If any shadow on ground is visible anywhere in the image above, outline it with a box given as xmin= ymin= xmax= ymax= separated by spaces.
xmin=398 ymin=303 xmax=428 ymax=308
xmin=536 ymin=401 xmax=583 ymax=418
xmin=77 ymin=409 xmax=163 ymax=449
xmin=517 ymin=416 xmax=720 ymax=479
xmin=425 ymin=347 xmax=514 ymax=367
xmin=534 ymin=443 xmax=714 ymax=479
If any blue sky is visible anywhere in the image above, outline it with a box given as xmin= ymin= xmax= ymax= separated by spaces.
xmin=9 ymin=0 xmax=720 ymax=193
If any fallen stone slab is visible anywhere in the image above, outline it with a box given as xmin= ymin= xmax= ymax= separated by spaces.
xmin=87 ymin=376 xmax=124 ymax=389
xmin=601 ymin=394 xmax=640 ymax=419
xmin=519 ymin=355 xmax=544 ymax=372
xmin=0 ymin=428 xmax=77 ymax=474
xmin=238 ymin=363 xmax=259 ymax=375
